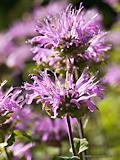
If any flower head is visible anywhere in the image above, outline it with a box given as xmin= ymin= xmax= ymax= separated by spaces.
xmin=24 ymin=69 xmax=104 ymax=118
xmin=31 ymin=4 xmax=110 ymax=65
xmin=0 ymin=81 xmax=25 ymax=120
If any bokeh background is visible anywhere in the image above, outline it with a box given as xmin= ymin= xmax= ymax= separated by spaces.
xmin=0 ymin=0 xmax=120 ymax=160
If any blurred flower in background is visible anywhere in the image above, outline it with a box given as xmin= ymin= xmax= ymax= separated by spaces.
xmin=0 ymin=1 xmax=67 ymax=70
xmin=104 ymin=64 xmax=120 ymax=85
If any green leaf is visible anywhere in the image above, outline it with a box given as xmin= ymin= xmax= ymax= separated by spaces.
xmin=78 ymin=138 xmax=88 ymax=154
xmin=14 ymin=129 xmax=23 ymax=136
xmin=14 ymin=130 xmax=32 ymax=141
xmin=6 ymin=132 xmax=16 ymax=147
xmin=70 ymin=138 xmax=88 ymax=155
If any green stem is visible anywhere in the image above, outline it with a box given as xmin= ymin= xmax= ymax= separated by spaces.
xmin=79 ymin=118 xmax=87 ymax=160
xmin=66 ymin=114 xmax=76 ymax=156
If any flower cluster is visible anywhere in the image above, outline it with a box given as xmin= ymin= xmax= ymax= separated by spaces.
xmin=31 ymin=4 xmax=110 ymax=65
xmin=24 ymin=68 xmax=104 ymax=118
xmin=0 ymin=3 xmax=112 ymax=159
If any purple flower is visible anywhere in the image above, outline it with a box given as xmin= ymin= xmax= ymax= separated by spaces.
xmin=15 ymin=107 xmax=76 ymax=142
xmin=0 ymin=33 xmax=14 ymax=64
xmin=0 ymin=81 xmax=25 ymax=120
xmin=0 ymin=1 xmax=67 ymax=68
xmin=24 ymin=68 xmax=104 ymax=118
xmin=8 ymin=20 xmax=34 ymax=39
xmin=83 ymin=8 xmax=102 ymax=29
xmin=84 ymin=32 xmax=111 ymax=62
xmin=104 ymin=64 xmax=120 ymax=85
xmin=6 ymin=44 xmax=32 ymax=69
xmin=15 ymin=107 xmax=32 ymax=131
xmin=33 ymin=116 xmax=76 ymax=141
xmin=106 ymin=30 xmax=120 ymax=46
xmin=30 ymin=4 xmax=110 ymax=65
xmin=9 ymin=142 xmax=33 ymax=160
xmin=32 ymin=47 xmax=60 ymax=65
xmin=33 ymin=1 xmax=67 ymax=21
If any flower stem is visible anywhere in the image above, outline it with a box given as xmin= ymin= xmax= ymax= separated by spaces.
xmin=4 ymin=147 xmax=10 ymax=160
xmin=66 ymin=114 xmax=76 ymax=156
xmin=78 ymin=118 xmax=87 ymax=160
